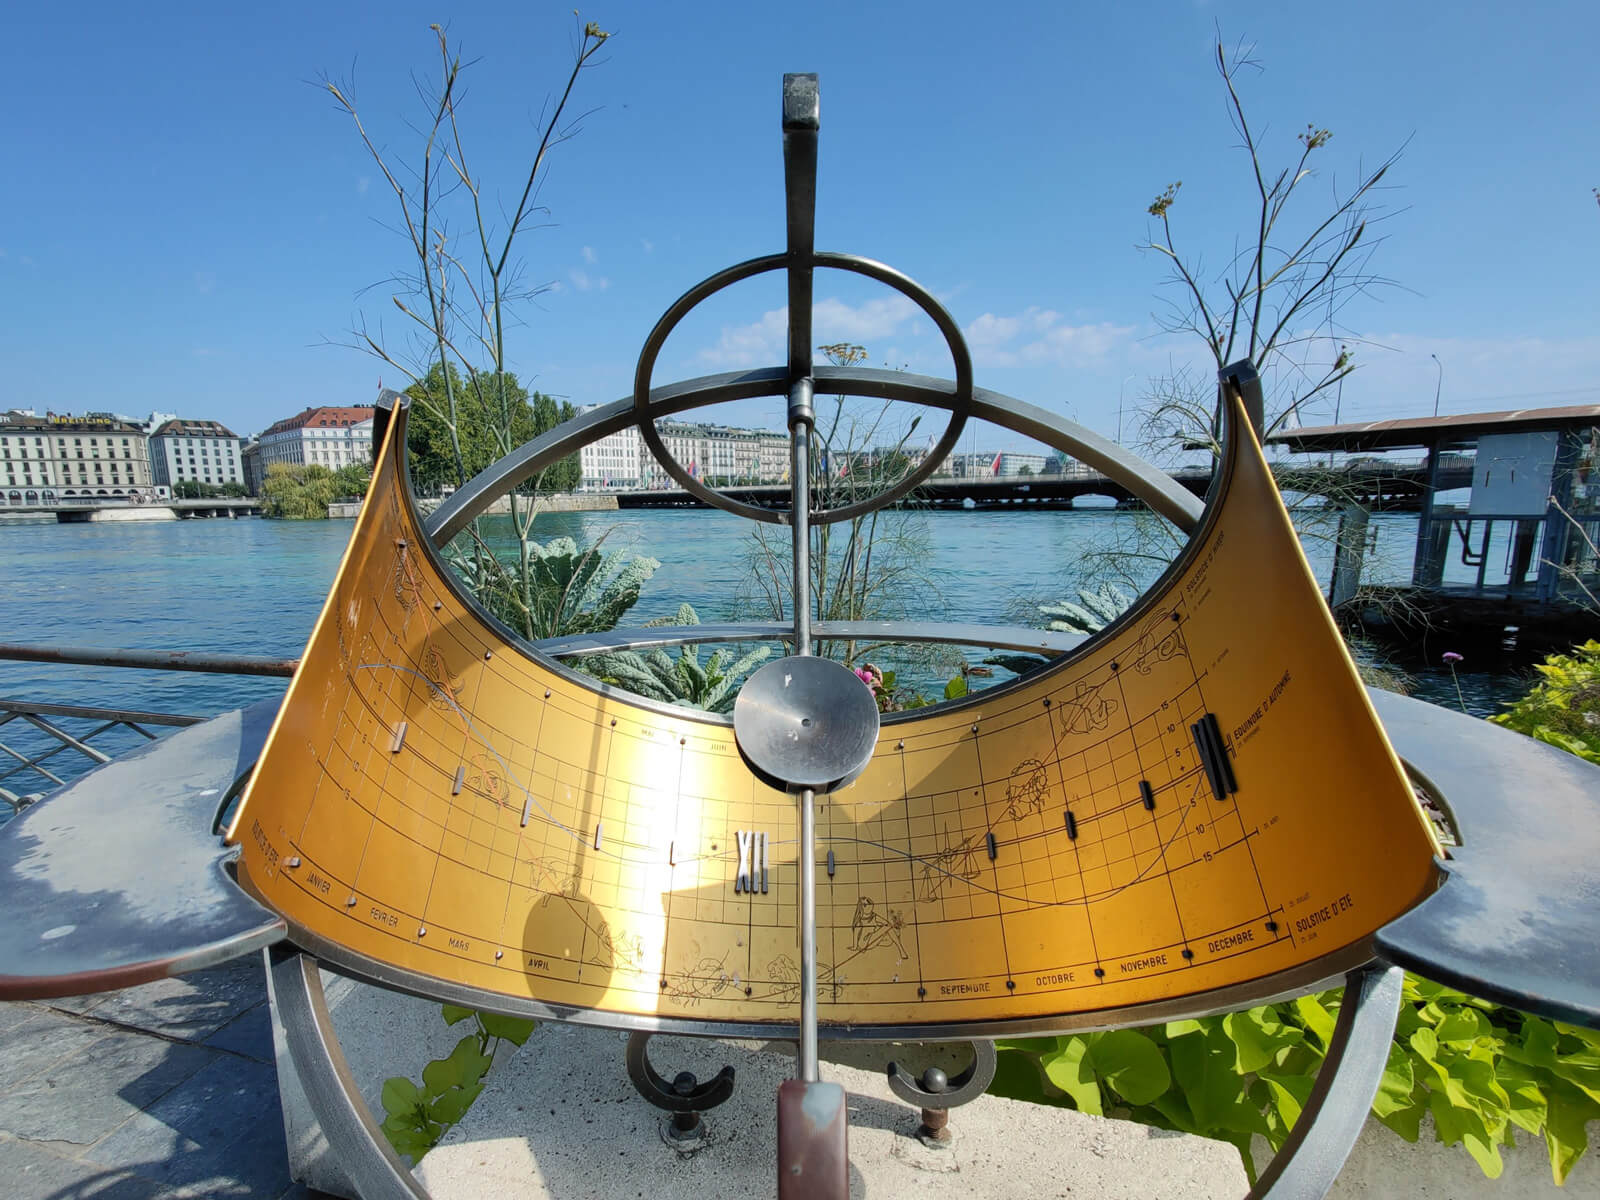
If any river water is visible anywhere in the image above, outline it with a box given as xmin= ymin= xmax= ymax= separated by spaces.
xmin=0 ymin=506 xmax=1526 ymax=814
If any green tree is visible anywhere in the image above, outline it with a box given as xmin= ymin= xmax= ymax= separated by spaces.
xmin=332 ymin=462 xmax=373 ymax=499
xmin=262 ymin=463 xmax=339 ymax=519
xmin=404 ymin=362 xmax=577 ymax=495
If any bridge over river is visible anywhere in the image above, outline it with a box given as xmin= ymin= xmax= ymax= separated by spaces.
xmin=0 ymin=498 xmax=263 ymax=522
xmin=614 ymin=459 xmax=1469 ymax=514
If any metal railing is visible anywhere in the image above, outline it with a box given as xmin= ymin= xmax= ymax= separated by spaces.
xmin=0 ymin=644 xmax=297 ymax=815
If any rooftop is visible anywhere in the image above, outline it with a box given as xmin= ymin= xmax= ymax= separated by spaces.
xmin=152 ymin=418 xmax=240 ymax=440
xmin=260 ymin=406 xmax=375 ymax=438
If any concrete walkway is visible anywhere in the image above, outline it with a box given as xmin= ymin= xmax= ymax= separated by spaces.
xmin=3 ymin=957 xmax=1595 ymax=1199
xmin=0 ymin=959 xmax=318 ymax=1199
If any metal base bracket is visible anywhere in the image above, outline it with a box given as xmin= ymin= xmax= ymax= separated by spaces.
xmin=625 ymin=1030 xmax=736 ymax=1155
xmin=266 ymin=947 xmax=428 ymax=1200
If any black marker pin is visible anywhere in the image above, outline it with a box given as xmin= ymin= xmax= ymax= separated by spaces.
xmin=986 ymin=832 xmax=998 ymax=861
xmin=1064 ymin=810 xmax=1078 ymax=840
xmin=1140 ymin=780 xmax=1155 ymax=811
xmin=826 ymin=849 xmax=836 ymax=878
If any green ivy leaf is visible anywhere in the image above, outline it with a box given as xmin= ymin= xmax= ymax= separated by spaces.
xmin=988 ymin=1047 xmax=1073 ymax=1107
xmin=1435 ymin=1008 xmax=1489 ymax=1047
xmin=1087 ymin=1030 xmax=1171 ymax=1106
xmin=1429 ymin=1089 xmax=1504 ymax=1179
xmin=1374 ymin=1097 xmax=1426 ymax=1143
xmin=1370 ymin=1042 xmax=1416 ymax=1118
xmin=1293 ymin=993 xmax=1336 ymax=1051
xmin=380 ymin=1110 xmax=440 ymax=1165
xmin=943 ymin=676 xmax=968 ymax=700
xmin=1041 ymin=1037 xmax=1104 ymax=1115
xmin=381 ymin=1075 xmax=424 ymax=1117
xmin=1410 ymin=1025 xmax=1440 ymax=1064
xmin=1552 ymin=1048 xmax=1600 ymax=1104
xmin=1170 ymin=1026 xmax=1241 ymax=1130
xmin=1499 ymin=1071 xmax=1549 ymax=1137
xmin=427 ymin=1080 xmax=486 ymax=1126
xmin=1259 ymin=1072 xmax=1314 ymax=1131
xmin=422 ymin=1034 xmax=494 ymax=1096
xmin=1545 ymin=1080 xmax=1600 ymax=1186
xmin=479 ymin=1013 xmax=538 ymax=1047
xmin=1225 ymin=1007 xmax=1302 ymax=1074
xmin=440 ymin=1004 xmax=476 ymax=1026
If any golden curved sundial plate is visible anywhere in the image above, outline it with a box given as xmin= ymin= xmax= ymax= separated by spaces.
xmin=228 ymin=401 xmax=1440 ymax=1034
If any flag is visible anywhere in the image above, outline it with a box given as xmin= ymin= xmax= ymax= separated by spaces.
xmin=991 ymin=451 xmax=1004 ymax=476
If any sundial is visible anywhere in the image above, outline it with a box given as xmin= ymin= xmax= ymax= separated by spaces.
xmin=2 ymin=75 xmax=1598 ymax=1200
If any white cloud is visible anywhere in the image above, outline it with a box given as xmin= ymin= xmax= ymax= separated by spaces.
xmin=356 ymin=176 xmax=370 ymax=195
xmin=641 ymin=238 xmax=654 ymax=254
xmin=699 ymin=308 xmax=789 ymax=367
xmin=697 ymin=295 xmax=925 ymax=368
xmin=581 ymin=245 xmax=597 ymax=264
xmin=814 ymin=294 xmax=920 ymax=342
xmin=569 ymin=269 xmax=609 ymax=292
xmin=964 ymin=307 xmax=1134 ymax=367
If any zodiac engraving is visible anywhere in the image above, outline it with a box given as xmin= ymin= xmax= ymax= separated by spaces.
xmin=667 ymin=952 xmax=736 ymax=1007
xmin=1058 ymin=679 xmax=1118 ymax=735
xmin=766 ymin=954 xmax=838 ymax=1003
xmin=421 ymin=643 xmax=462 ymax=713
xmin=1130 ymin=610 xmax=1187 ymax=675
xmin=917 ymin=827 xmax=985 ymax=903
xmin=997 ymin=758 xmax=1051 ymax=823
xmin=848 ymin=897 xmax=908 ymax=958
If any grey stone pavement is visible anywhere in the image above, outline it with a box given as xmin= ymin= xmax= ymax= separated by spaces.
xmin=3 ymin=955 xmax=1588 ymax=1199
xmin=0 ymin=959 xmax=321 ymax=1200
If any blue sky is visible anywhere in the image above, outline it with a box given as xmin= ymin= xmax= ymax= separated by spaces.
xmin=3 ymin=1 xmax=1596 ymax=453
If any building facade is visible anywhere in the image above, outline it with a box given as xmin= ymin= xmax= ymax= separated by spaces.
xmin=241 ymin=438 xmax=265 ymax=497
xmin=148 ymin=419 xmax=244 ymax=489
xmin=257 ymin=406 xmax=376 ymax=473
xmin=1 ymin=412 xmax=160 ymax=504
xmin=579 ymin=415 xmax=791 ymax=491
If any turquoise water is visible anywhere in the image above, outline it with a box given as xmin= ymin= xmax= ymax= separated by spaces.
xmin=0 ymin=506 xmax=1516 ymax=811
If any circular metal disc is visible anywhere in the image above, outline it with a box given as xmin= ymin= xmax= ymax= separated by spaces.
xmin=733 ymin=656 xmax=881 ymax=792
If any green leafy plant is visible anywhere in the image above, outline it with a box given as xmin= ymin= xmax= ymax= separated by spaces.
xmin=992 ymin=975 xmax=1600 ymax=1185
xmin=379 ymin=1005 xmax=537 ymax=1164
xmin=581 ymin=604 xmax=770 ymax=714
xmin=1489 ymin=640 xmax=1600 ymax=764
xmin=446 ymin=534 xmax=659 ymax=642
xmin=1038 ymin=584 xmax=1133 ymax=635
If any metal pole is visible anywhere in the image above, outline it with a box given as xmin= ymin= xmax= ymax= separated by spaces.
xmin=782 ymin=73 xmax=821 ymax=1085
xmin=788 ymin=378 xmax=818 ymax=1082
xmin=789 ymin=380 xmax=814 ymax=659
xmin=797 ymin=785 xmax=819 ymax=1080
xmin=1431 ymin=353 xmax=1443 ymax=418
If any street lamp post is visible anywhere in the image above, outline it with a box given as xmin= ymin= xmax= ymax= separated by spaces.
xmin=1431 ymin=353 xmax=1443 ymax=418
xmin=1117 ymin=373 xmax=1136 ymax=444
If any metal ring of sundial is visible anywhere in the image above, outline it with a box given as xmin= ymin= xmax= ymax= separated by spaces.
xmin=733 ymin=656 xmax=881 ymax=793
xmin=631 ymin=252 xmax=973 ymax=526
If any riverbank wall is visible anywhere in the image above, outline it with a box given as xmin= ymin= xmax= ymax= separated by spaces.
xmin=329 ymin=494 xmax=620 ymax=519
